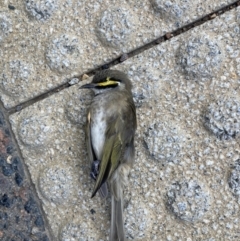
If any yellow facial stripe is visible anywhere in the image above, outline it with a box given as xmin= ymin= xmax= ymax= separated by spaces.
xmin=97 ymin=77 xmax=118 ymax=87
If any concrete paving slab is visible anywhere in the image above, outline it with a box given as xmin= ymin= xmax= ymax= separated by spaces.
xmin=0 ymin=0 xmax=237 ymax=108
xmin=9 ymin=6 xmax=240 ymax=241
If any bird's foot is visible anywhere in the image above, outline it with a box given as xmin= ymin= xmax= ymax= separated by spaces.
xmin=90 ymin=160 xmax=100 ymax=180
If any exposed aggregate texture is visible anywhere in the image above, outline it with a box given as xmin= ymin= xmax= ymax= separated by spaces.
xmin=25 ymin=0 xmax=58 ymax=21
xmin=0 ymin=0 xmax=236 ymax=108
xmin=166 ymin=179 xmax=211 ymax=222
xmin=9 ymin=7 xmax=240 ymax=240
xmin=178 ymin=34 xmax=224 ymax=79
xmin=204 ymin=98 xmax=240 ymax=140
xmin=0 ymin=0 xmax=239 ymax=239
xmin=0 ymin=12 xmax=12 ymax=44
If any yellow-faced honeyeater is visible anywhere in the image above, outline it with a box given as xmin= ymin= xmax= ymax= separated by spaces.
xmin=80 ymin=69 xmax=137 ymax=241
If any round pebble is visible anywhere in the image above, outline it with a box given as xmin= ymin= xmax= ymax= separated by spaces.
xmin=229 ymin=160 xmax=240 ymax=197
xmin=178 ymin=35 xmax=224 ymax=79
xmin=0 ymin=13 xmax=12 ymax=43
xmin=204 ymin=98 xmax=240 ymax=140
xmin=144 ymin=121 xmax=183 ymax=164
xmin=18 ymin=114 xmax=55 ymax=148
xmin=38 ymin=165 xmax=75 ymax=204
xmin=0 ymin=60 xmax=34 ymax=96
xmin=25 ymin=0 xmax=58 ymax=21
xmin=46 ymin=34 xmax=82 ymax=74
xmin=35 ymin=216 xmax=44 ymax=227
xmin=166 ymin=179 xmax=211 ymax=222
xmin=96 ymin=8 xmax=136 ymax=48
xmin=0 ymin=194 xmax=12 ymax=208
xmin=2 ymin=164 xmax=14 ymax=177
xmin=151 ymin=0 xmax=190 ymax=19
xmin=15 ymin=172 xmax=23 ymax=186
xmin=68 ymin=78 xmax=79 ymax=86
xmin=24 ymin=196 xmax=39 ymax=214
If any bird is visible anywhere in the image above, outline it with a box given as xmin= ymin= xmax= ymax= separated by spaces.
xmin=80 ymin=69 xmax=137 ymax=241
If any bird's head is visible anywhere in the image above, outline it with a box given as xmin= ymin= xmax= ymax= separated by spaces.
xmin=80 ymin=69 xmax=132 ymax=95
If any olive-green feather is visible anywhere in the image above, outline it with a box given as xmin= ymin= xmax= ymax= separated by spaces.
xmin=91 ymin=135 xmax=115 ymax=198
xmin=108 ymin=135 xmax=123 ymax=179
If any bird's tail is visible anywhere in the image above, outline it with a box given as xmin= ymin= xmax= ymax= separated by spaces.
xmin=110 ymin=190 xmax=125 ymax=241
xmin=109 ymin=163 xmax=130 ymax=241
xmin=98 ymin=182 xmax=108 ymax=199
xmin=97 ymin=176 xmax=125 ymax=240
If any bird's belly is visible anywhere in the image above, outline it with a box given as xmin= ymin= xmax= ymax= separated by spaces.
xmin=91 ymin=111 xmax=106 ymax=160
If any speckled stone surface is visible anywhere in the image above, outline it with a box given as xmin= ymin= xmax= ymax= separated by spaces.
xmin=0 ymin=110 xmax=50 ymax=241
xmin=0 ymin=0 xmax=237 ymax=108
xmin=9 ymin=7 xmax=240 ymax=240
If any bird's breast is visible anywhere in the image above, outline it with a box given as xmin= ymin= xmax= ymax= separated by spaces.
xmin=90 ymin=108 xmax=107 ymax=160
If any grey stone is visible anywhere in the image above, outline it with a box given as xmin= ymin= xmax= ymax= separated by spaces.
xmin=96 ymin=7 xmax=137 ymax=48
xmin=166 ymin=179 xmax=211 ymax=222
xmin=68 ymin=78 xmax=79 ymax=85
xmin=178 ymin=34 xmax=224 ymax=79
xmin=25 ymin=0 xmax=58 ymax=21
xmin=151 ymin=0 xmax=191 ymax=20
xmin=46 ymin=34 xmax=82 ymax=74
xmin=229 ymin=160 xmax=240 ymax=197
xmin=204 ymin=98 xmax=240 ymax=140
xmin=144 ymin=120 xmax=183 ymax=164
xmin=0 ymin=13 xmax=12 ymax=44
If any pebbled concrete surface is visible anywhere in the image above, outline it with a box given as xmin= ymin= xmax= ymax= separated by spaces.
xmin=0 ymin=0 xmax=237 ymax=108
xmin=7 ymin=6 xmax=240 ymax=240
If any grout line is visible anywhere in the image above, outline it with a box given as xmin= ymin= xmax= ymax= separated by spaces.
xmin=7 ymin=0 xmax=240 ymax=115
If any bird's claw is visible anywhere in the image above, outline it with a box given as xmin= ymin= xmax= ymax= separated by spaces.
xmin=90 ymin=160 xmax=100 ymax=180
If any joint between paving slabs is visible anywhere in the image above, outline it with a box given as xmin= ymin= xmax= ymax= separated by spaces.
xmin=5 ymin=0 xmax=240 ymax=115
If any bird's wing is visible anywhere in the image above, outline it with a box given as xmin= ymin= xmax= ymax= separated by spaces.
xmin=91 ymin=96 xmax=136 ymax=198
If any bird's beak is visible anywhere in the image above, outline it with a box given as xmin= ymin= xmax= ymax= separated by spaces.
xmin=79 ymin=83 xmax=96 ymax=89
